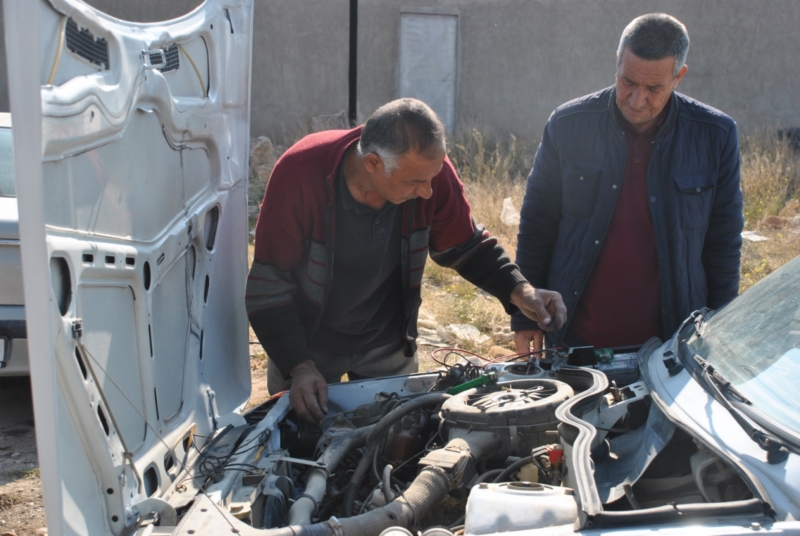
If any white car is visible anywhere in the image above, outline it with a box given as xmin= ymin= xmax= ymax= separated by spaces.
xmin=6 ymin=1 xmax=800 ymax=535
xmin=0 ymin=112 xmax=28 ymax=376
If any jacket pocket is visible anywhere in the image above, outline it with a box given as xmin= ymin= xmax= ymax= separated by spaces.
xmin=673 ymin=171 xmax=716 ymax=232
xmin=562 ymin=163 xmax=602 ymax=218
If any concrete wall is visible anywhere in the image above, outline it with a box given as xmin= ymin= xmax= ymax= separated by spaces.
xmin=358 ymin=0 xmax=800 ymax=141
xmin=250 ymin=0 xmax=349 ymax=140
xmin=1 ymin=0 xmax=798 ymax=141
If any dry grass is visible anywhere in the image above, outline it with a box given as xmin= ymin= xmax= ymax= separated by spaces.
xmin=420 ymin=130 xmax=533 ymax=352
xmin=739 ymin=233 xmax=800 ymax=291
xmin=738 ymin=131 xmax=800 ymax=290
xmin=740 ymin=131 xmax=800 ymax=228
xmin=247 ymin=127 xmax=800 ymax=363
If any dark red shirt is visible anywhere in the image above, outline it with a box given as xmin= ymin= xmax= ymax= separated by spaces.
xmin=568 ymin=104 xmax=668 ymax=347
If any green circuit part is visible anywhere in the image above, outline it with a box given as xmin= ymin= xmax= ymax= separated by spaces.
xmin=595 ymin=348 xmax=615 ymax=363
xmin=447 ymin=371 xmax=499 ymax=395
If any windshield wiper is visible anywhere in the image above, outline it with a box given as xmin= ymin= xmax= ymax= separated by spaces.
xmin=680 ymin=342 xmax=791 ymax=464
xmin=692 ymin=353 xmax=752 ymax=405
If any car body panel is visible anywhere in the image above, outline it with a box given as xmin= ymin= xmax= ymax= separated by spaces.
xmin=5 ymin=0 xmax=253 ymax=534
xmin=644 ymin=340 xmax=800 ymax=520
xmin=0 ymin=117 xmax=27 ymax=376
xmin=0 ymin=212 xmax=24 ymax=305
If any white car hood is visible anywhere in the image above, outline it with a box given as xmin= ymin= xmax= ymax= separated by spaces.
xmin=5 ymin=1 xmax=253 ymax=534
xmin=643 ymin=336 xmax=800 ymax=521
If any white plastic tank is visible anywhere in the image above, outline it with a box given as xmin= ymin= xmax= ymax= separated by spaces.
xmin=464 ymin=482 xmax=578 ymax=534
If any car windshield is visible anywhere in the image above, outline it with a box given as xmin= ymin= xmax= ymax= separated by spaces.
xmin=686 ymin=255 xmax=800 ymax=435
xmin=0 ymin=128 xmax=14 ymax=198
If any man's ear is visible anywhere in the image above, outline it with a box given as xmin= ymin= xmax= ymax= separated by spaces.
xmin=674 ymin=64 xmax=688 ymax=88
xmin=363 ymin=152 xmax=384 ymax=175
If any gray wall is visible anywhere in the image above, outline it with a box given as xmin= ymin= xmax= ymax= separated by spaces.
xmin=251 ymin=0 xmax=349 ymax=140
xmin=2 ymin=1 xmax=799 ymax=141
xmin=357 ymin=0 xmax=800 ymax=141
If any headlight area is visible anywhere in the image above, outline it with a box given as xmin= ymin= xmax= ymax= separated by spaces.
xmin=140 ymin=357 xmax=772 ymax=536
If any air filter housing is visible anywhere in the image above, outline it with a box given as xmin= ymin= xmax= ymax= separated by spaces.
xmin=441 ymin=379 xmax=573 ymax=459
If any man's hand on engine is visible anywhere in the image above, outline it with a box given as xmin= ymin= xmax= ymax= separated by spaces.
xmin=288 ymin=360 xmax=329 ymax=423
xmin=510 ymin=282 xmax=567 ymax=332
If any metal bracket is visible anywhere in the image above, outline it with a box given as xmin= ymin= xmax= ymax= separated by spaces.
xmin=142 ymin=48 xmax=166 ymax=69
xmin=206 ymin=388 xmax=219 ymax=430
xmin=71 ymin=319 xmax=83 ymax=339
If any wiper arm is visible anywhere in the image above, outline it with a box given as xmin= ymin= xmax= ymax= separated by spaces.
xmin=690 ymin=351 xmax=790 ymax=464
xmin=692 ymin=354 xmax=751 ymax=405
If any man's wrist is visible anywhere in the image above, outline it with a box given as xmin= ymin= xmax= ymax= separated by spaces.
xmin=289 ymin=359 xmax=317 ymax=378
xmin=509 ymin=281 xmax=533 ymax=307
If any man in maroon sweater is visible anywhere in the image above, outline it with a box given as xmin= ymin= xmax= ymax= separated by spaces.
xmin=247 ymin=98 xmax=566 ymax=422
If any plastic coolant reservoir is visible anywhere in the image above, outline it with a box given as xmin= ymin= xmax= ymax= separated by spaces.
xmin=516 ymin=463 xmax=539 ymax=483
xmin=465 ymin=482 xmax=578 ymax=535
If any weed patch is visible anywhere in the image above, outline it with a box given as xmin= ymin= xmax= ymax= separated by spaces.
xmin=0 ymin=492 xmax=19 ymax=510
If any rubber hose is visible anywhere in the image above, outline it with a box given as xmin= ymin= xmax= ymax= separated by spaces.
xmin=492 ymin=446 xmax=549 ymax=484
xmin=257 ymin=524 xmax=333 ymax=536
xmin=335 ymin=466 xmax=451 ymax=535
xmin=289 ymin=426 xmax=372 ymax=525
xmin=258 ymin=467 xmax=451 ymax=536
xmin=342 ymin=444 xmax=377 ymax=517
xmin=345 ymin=392 xmax=450 ymax=516
xmin=493 ymin=456 xmax=532 ymax=483
xmin=472 ymin=468 xmax=504 ymax=486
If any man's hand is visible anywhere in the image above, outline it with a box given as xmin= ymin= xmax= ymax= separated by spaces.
xmin=288 ymin=360 xmax=328 ymax=423
xmin=514 ymin=329 xmax=544 ymax=355
xmin=510 ymin=282 xmax=567 ymax=332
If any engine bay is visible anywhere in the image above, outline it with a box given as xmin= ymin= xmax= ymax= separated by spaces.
xmin=141 ymin=345 xmax=759 ymax=536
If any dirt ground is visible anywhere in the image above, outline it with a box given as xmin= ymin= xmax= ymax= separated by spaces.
xmin=0 ymin=377 xmax=46 ymax=536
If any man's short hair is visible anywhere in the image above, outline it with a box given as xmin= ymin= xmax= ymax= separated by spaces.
xmin=357 ymin=98 xmax=446 ymax=173
xmin=617 ymin=13 xmax=690 ymax=77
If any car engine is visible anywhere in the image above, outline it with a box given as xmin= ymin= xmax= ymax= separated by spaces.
xmin=143 ymin=344 xmax=758 ymax=536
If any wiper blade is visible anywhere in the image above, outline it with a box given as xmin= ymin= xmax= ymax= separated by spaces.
xmin=689 ymin=350 xmax=790 ymax=464
xmin=692 ymin=354 xmax=751 ymax=405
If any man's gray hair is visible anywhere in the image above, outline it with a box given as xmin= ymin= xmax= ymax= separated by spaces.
xmin=617 ymin=13 xmax=690 ymax=77
xmin=357 ymin=98 xmax=446 ymax=174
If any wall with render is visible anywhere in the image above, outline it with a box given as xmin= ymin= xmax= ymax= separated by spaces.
xmin=1 ymin=0 xmax=798 ymax=142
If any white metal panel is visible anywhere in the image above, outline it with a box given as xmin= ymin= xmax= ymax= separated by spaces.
xmin=79 ymin=284 xmax=146 ymax=451
xmin=6 ymin=0 xmax=254 ymax=533
xmin=151 ymin=253 xmax=190 ymax=421
xmin=398 ymin=13 xmax=458 ymax=132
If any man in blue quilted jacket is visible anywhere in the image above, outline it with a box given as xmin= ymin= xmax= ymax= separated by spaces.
xmin=513 ymin=13 xmax=743 ymax=353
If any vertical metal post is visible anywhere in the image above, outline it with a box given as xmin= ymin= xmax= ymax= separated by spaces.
xmin=348 ymin=0 xmax=358 ymax=127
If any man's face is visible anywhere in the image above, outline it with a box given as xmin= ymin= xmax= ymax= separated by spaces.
xmin=615 ymin=47 xmax=687 ymax=133
xmin=371 ymin=150 xmax=444 ymax=205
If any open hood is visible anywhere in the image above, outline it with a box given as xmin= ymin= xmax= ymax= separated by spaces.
xmin=5 ymin=0 xmax=253 ymax=533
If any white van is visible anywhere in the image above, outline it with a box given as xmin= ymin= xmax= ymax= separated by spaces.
xmin=7 ymin=1 xmax=800 ymax=535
